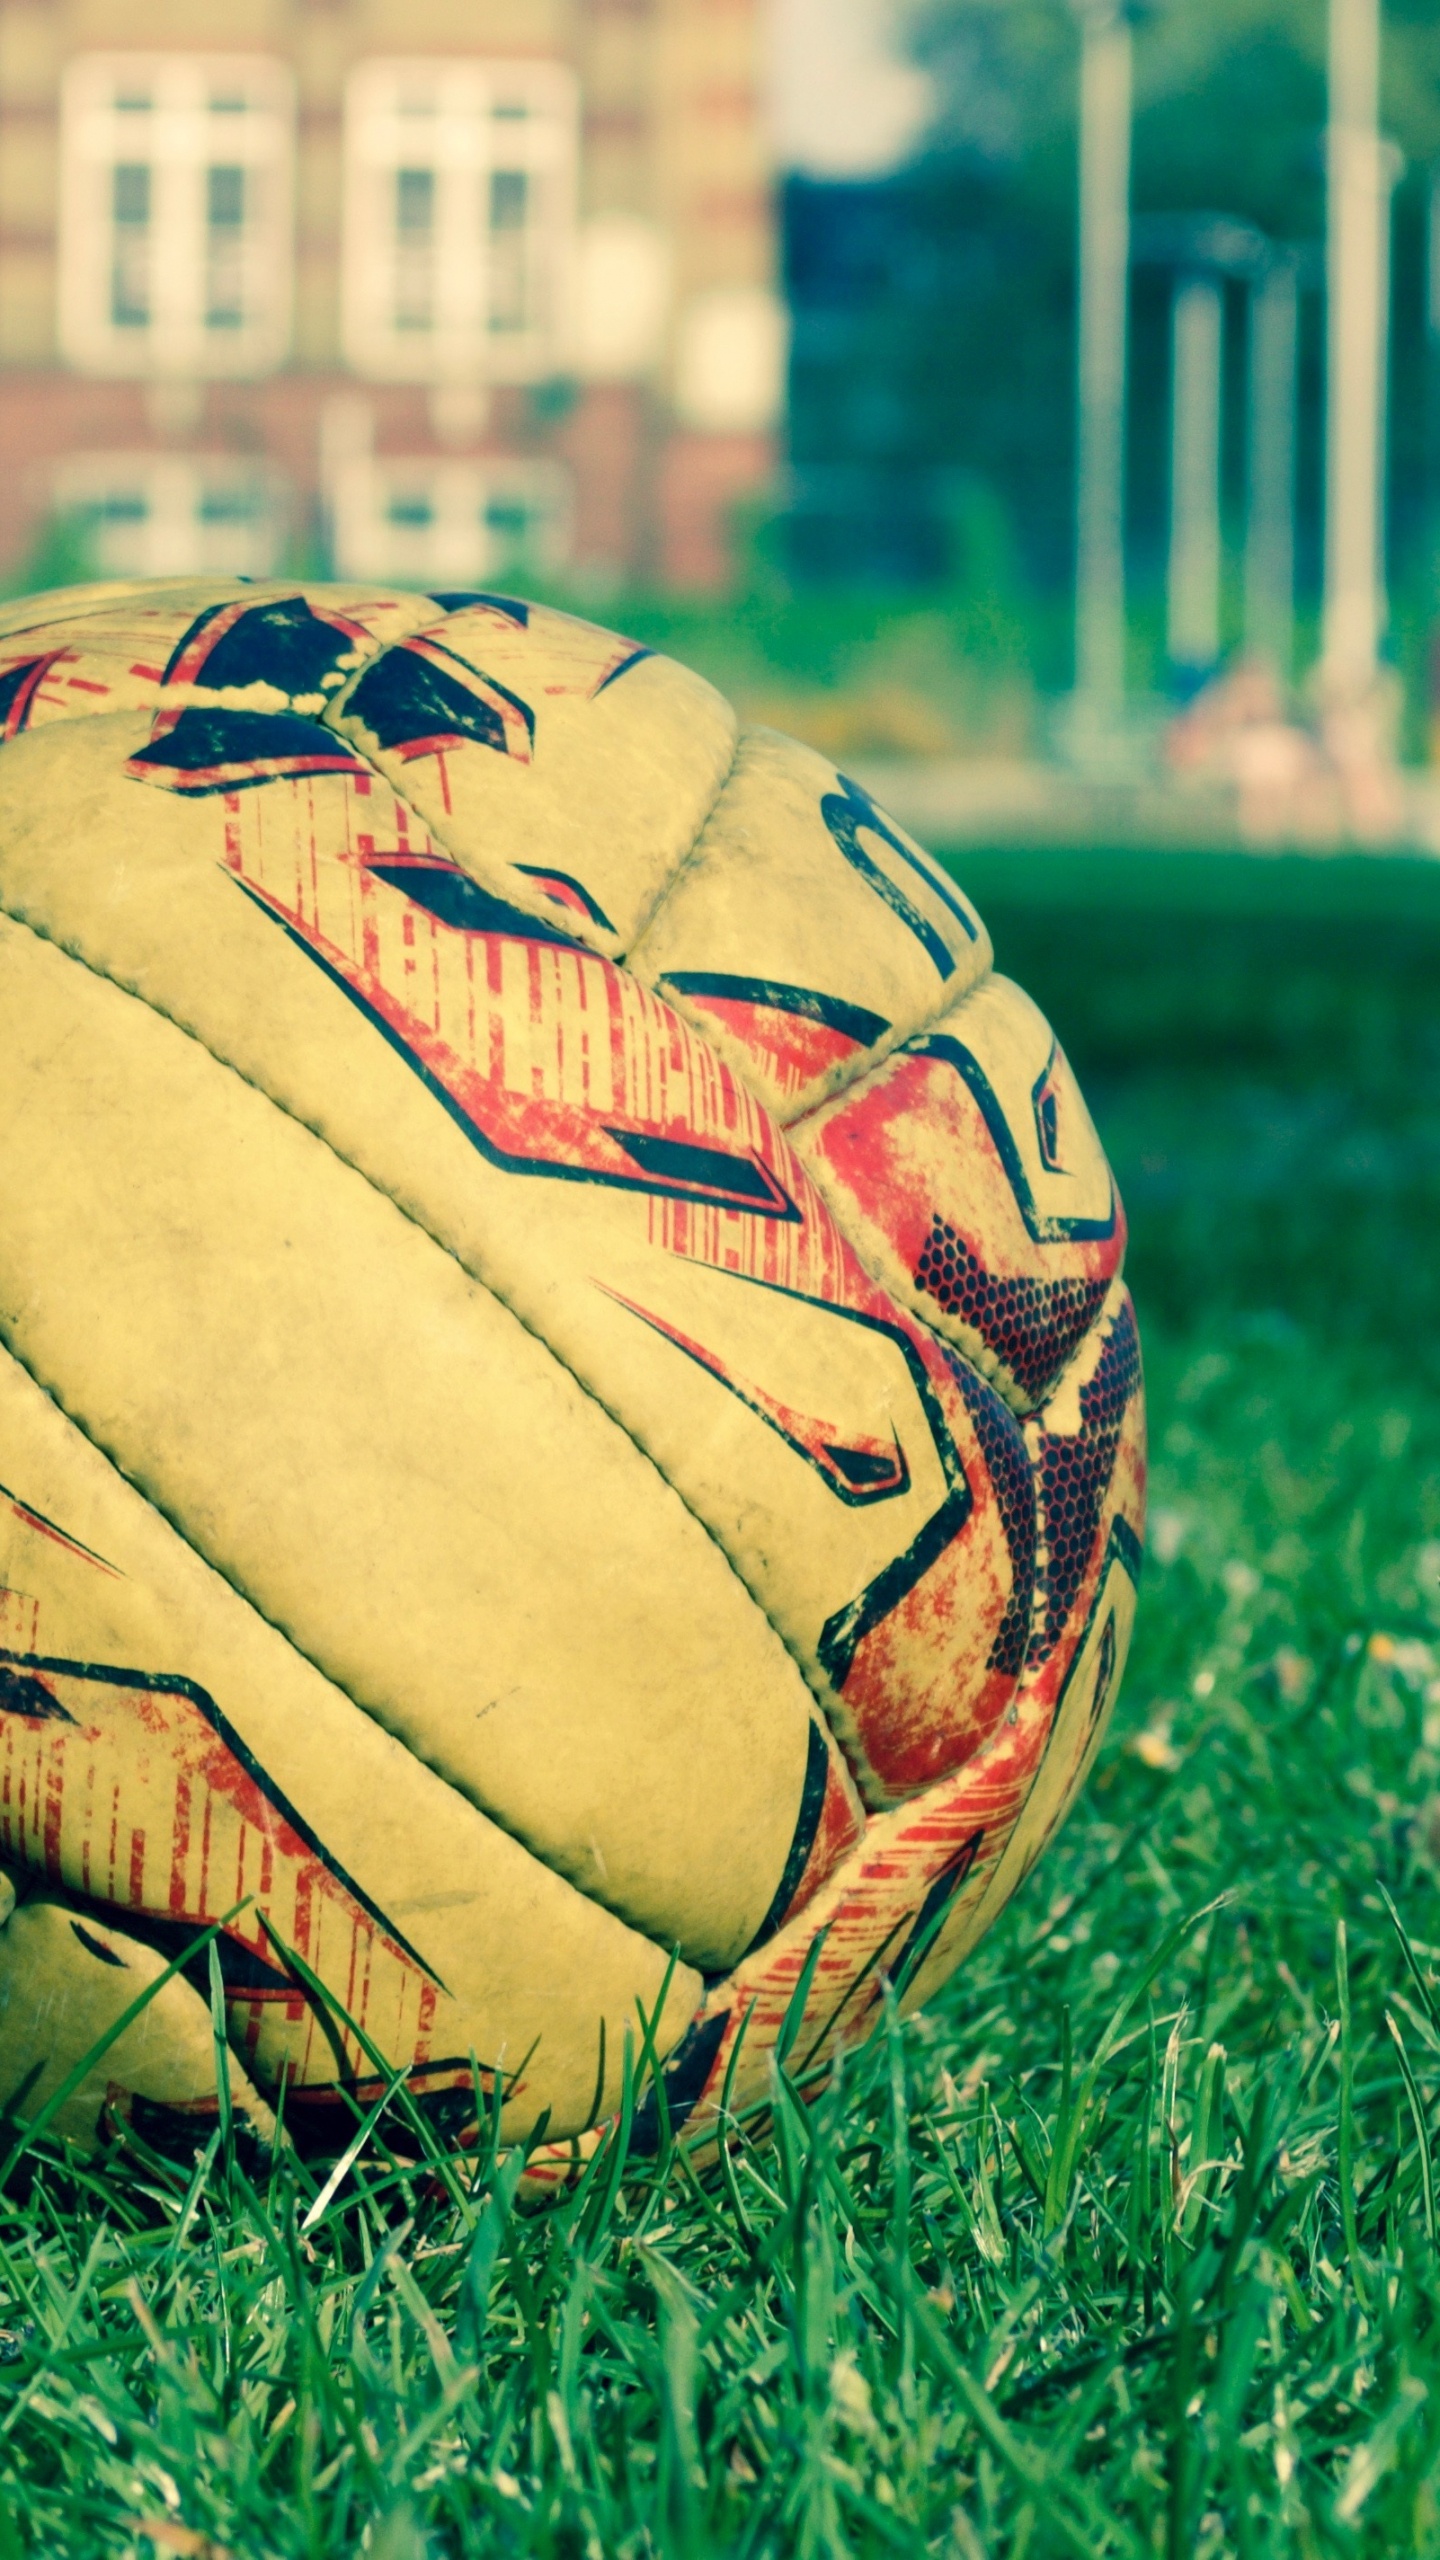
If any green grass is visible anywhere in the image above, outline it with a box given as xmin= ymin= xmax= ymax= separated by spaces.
xmin=5 ymin=857 xmax=1440 ymax=2558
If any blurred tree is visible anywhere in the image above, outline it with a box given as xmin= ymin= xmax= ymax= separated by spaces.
xmin=908 ymin=0 xmax=1440 ymax=223
xmin=782 ymin=0 xmax=1440 ymax=688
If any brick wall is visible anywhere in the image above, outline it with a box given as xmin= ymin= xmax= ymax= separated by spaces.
xmin=0 ymin=0 xmax=780 ymax=589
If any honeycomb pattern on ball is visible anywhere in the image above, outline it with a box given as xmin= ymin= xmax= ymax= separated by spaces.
xmin=914 ymin=1214 xmax=1112 ymax=1409
xmin=942 ymin=1349 xmax=1037 ymax=1679
xmin=1035 ymin=1297 xmax=1142 ymax=1660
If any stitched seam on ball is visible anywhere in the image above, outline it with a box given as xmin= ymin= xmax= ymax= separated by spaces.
xmin=783 ymin=975 xmax=1127 ymax=1419
xmin=1028 ymin=1282 xmax=1139 ymax=1669
xmin=0 ymin=898 xmax=860 ymax=1802
xmin=0 ymin=579 xmax=400 ymax=688
xmin=794 ymin=1148 xmax=1127 ymax=1454
xmin=784 ymin=966 xmax=993 ymax=1143
xmin=818 ymin=835 xmax=1031 ymax=1119
xmin=771 ymin=983 xmax=985 ymax=1133
xmin=0 ymin=1310 xmax=693 ymax=1987
xmin=760 ymin=844 xmax=998 ymax=1130
xmin=623 ymin=727 xmax=996 ymax=1132
xmin=605 ymin=779 xmax=1057 ymax=1436
xmin=614 ymin=720 xmax=744 ymax=962
xmin=1026 ymin=1280 xmax=1131 ymax=1664
xmin=0 ymin=579 xmax=251 ymax=648
xmin=326 ymin=680 xmax=743 ymax=968
xmin=1019 ymin=1282 xmax=1139 ymax=1678
xmin=302 ymin=698 xmax=1018 ymax=1574
xmin=616 ymin=723 xmax=934 ymax=1132
xmin=319 ymin=644 xmax=590 ymax=951
xmin=320 ymin=719 xmax=595 ymax=948
xmin=792 ymin=1143 xmax=1038 ymax=1421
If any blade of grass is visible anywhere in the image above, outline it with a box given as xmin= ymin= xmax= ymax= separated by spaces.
xmin=1385 ymin=2009 xmax=1436 ymax=2246
xmin=1335 ymin=1919 xmax=1372 ymax=2313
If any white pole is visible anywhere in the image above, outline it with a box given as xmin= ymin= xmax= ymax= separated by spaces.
xmin=1167 ymin=273 xmax=1224 ymax=677
xmin=1323 ymin=0 xmax=1387 ymax=698
xmin=1245 ymin=257 xmax=1298 ymax=676
xmin=1073 ymin=1 xmax=1133 ymax=727
xmin=1428 ymin=166 xmax=1440 ymax=615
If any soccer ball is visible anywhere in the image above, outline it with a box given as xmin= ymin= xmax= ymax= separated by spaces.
xmin=0 ymin=581 xmax=1144 ymax=2175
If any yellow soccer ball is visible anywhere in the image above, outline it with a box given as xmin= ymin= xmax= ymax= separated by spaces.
xmin=0 ymin=582 xmax=1144 ymax=2172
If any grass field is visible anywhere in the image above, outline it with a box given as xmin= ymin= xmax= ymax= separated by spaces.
xmin=4 ymin=850 xmax=1440 ymax=2559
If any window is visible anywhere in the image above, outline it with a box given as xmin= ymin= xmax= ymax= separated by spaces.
xmin=328 ymin=453 xmax=571 ymax=585
xmin=342 ymin=60 xmax=577 ymax=383
xmin=51 ymin=454 xmax=289 ymax=578
xmin=59 ymin=55 xmax=293 ymax=377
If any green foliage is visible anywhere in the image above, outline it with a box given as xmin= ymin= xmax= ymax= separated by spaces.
xmin=0 ymin=512 xmax=99 ymax=606
xmin=907 ymin=0 xmax=1440 ymax=219
xmin=2 ymin=859 xmax=1440 ymax=2554
xmin=539 ymin=531 xmax=1049 ymax=756
xmin=897 ymin=0 xmax=1440 ymax=705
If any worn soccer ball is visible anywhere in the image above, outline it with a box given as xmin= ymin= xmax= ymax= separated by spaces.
xmin=0 ymin=580 xmax=1144 ymax=2176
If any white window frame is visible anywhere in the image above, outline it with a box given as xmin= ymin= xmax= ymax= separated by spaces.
xmin=50 ymin=452 xmax=290 ymax=579
xmin=328 ymin=453 xmax=572 ymax=587
xmin=59 ymin=53 xmax=294 ymax=379
xmin=342 ymin=58 xmax=578 ymax=385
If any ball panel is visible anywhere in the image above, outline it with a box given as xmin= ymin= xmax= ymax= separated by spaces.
xmin=761 ymin=1728 xmax=868 ymax=1944
xmin=0 ymin=1340 xmax=705 ymax=2141
xmin=0 ymin=918 xmax=822 ymax=1972
xmin=791 ymin=974 xmax=1126 ymax=1413
xmin=0 ymin=721 xmax=1024 ymax=1815
xmin=0 ymin=577 xmax=259 ymax=645
xmin=812 ymin=1333 xmax=1031 ymax=1804
xmin=520 ymin=1704 xmax=1052 ymax=2194
xmin=0 ymin=582 xmax=447 ymax=747
xmin=896 ymin=1305 xmax=1145 ymax=2011
xmin=0 ymin=1895 xmax=278 ymax=2159
xmin=328 ymin=595 xmax=737 ymax=952
xmin=581 ymin=1254 xmax=1029 ymax=1806
xmin=937 ymin=1512 xmax=1142 ymax=1993
xmin=523 ymin=1302 xmax=1146 ymax=2186
xmin=628 ymin=729 xmax=992 ymax=1123
xmin=0 ymin=611 xmax=181 ymax=731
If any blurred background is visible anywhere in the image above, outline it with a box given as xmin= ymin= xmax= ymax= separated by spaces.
xmin=1 ymin=0 xmax=1438 ymax=850
xmin=0 ymin=0 xmax=1437 ymax=1379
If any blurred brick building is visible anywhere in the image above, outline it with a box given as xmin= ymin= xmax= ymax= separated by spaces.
xmin=0 ymin=0 xmax=783 ymax=591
